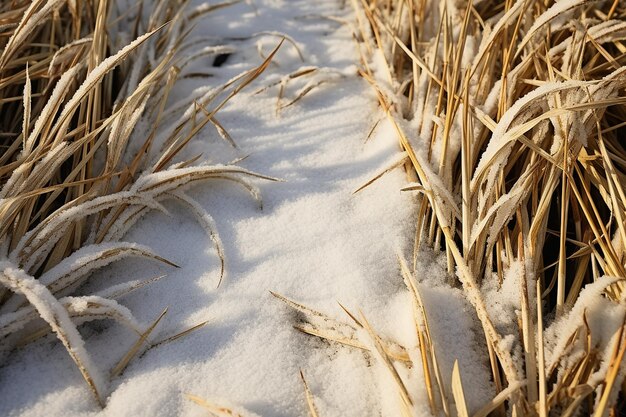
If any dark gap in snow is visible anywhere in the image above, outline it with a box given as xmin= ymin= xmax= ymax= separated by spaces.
xmin=212 ymin=53 xmax=231 ymax=67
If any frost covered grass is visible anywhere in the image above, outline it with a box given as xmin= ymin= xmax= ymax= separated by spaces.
xmin=340 ymin=0 xmax=626 ymax=414
xmin=0 ymin=0 xmax=276 ymax=407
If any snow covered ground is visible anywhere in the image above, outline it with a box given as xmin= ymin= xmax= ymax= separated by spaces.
xmin=0 ymin=0 xmax=492 ymax=415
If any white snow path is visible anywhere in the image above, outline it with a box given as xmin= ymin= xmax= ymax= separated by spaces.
xmin=0 ymin=0 xmax=492 ymax=416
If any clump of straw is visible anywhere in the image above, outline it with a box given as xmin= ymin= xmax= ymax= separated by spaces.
xmin=350 ymin=0 xmax=626 ymax=414
xmin=276 ymin=0 xmax=626 ymax=415
xmin=0 ymin=0 xmax=276 ymax=406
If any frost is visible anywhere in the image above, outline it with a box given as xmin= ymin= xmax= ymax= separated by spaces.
xmin=0 ymin=261 xmax=106 ymax=405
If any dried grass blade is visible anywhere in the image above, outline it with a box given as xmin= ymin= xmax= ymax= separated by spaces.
xmin=147 ymin=320 xmax=209 ymax=351
xmin=185 ymin=394 xmax=246 ymax=416
xmin=168 ymin=191 xmax=226 ymax=286
xmin=452 ymin=361 xmax=470 ymax=417
xmin=472 ymin=380 xmax=526 ymax=417
xmin=110 ymin=308 xmax=168 ymax=378
xmin=360 ymin=312 xmax=413 ymax=410
xmin=300 ymin=370 xmax=321 ymax=417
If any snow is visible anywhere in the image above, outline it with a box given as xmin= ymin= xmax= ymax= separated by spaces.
xmin=0 ymin=0 xmax=495 ymax=416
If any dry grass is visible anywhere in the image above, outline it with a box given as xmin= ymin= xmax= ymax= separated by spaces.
xmin=274 ymin=0 xmax=626 ymax=415
xmin=186 ymin=394 xmax=249 ymax=417
xmin=347 ymin=0 xmax=626 ymax=414
xmin=0 ymin=0 xmax=277 ymax=407
xmin=6 ymin=0 xmax=626 ymax=414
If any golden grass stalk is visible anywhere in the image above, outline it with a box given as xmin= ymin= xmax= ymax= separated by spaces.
xmin=186 ymin=394 xmax=252 ymax=417
xmin=300 ymin=370 xmax=321 ymax=417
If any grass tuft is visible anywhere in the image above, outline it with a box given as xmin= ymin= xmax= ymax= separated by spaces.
xmin=276 ymin=0 xmax=626 ymax=414
xmin=351 ymin=0 xmax=626 ymax=414
xmin=0 ymin=0 xmax=275 ymax=406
